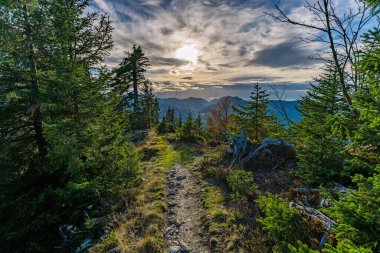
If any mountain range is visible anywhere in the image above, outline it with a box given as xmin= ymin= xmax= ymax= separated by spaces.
xmin=158 ymin=96 xmax=302 ymax=124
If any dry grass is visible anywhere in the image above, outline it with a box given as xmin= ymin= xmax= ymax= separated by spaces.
xmin=91 ymin=130 xmax=179 ymax=252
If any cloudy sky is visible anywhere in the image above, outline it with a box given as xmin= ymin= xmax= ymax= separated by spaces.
xmin=90 ymin=0 xmax=354 ymax=100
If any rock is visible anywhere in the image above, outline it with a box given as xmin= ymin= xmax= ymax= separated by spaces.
xmin=165 ymin=225 xmax=175 ymax=235
xmin=168 ymin=202 xmax=177 ymax=208
xmin=169 ymin=246 xmax=181 ymax=253
xmin=168 ymin=209 xmax=176 ymax=215
xmin=179 ymin=242 xmax=189 ymax=252
xmin=176 ymin=175 xmax=186 ymax=181
xmin=169 ymin=190 xmax=176 ymax=196
xmin=168 ymin=218 xmax=181 ymax=227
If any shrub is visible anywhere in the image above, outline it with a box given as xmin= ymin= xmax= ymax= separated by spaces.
xmin=256 ymin=193 xmax=308 ymax=252
xmin=324 ymin=171 xmax=380 ymax=250
xmin=227 ymin=169 xmax=257 ymax=198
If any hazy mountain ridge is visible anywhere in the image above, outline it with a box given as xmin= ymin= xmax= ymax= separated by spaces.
xmin=158 ymin=96 xmax=302 ymax=123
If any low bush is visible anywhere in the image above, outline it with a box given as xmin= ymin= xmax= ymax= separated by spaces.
xmin=227 ymin=169 xmax=257 ymax=198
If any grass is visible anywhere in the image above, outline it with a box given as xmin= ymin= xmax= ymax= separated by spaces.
xmin=90 ymin=130 xmax=179 ymax=253
xmin=188 ymin=145 xmax=271 ymax=252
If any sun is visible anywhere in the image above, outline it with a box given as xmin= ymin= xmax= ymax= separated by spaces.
xmin=175 ymin=44 xmax=198 ymax=64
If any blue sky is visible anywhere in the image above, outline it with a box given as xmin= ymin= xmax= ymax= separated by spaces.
xmin=90 ymin=0 xmax=369 ymax=100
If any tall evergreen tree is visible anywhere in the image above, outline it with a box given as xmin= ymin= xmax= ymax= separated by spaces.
xmin=232 ymin=83 xmax=273 ymax=142
xmin=295 ymin=68 xmax=348 ymax=185
xmin=113 ymin=45 xmax=150 ymax=112
xmin=140 ymin=80 xmax=159 ymax=129
xmin=0 ymin=1 xmax=138 ymax=252
xmin=0 ymin=0 xmax=51 ymax=174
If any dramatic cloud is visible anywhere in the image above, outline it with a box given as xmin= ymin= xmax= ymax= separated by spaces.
xmin=90 ymin=0 xmax=358 ymax=99
xmin=248 ymin=41 xmax=317 ymax=67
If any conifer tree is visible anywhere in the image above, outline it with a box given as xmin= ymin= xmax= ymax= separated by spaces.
xmin=114 ymin=45 xmax=150 ymax=112
xmin=232 ymin=83 xmax=273 ymax=142
xmin=177 ymin=113 xmax=183 ymax=128
xmin=295 ymin=68 xmax=349 ymax=185
xmin=140 ymin=80 xmax=159 ymax=129
xmin=0 ymin=0 xmax=51 ymax=172
xmin=165 ymin=107 xmax=176 ymax=132
xmin=0 ymin=1 xmax=138 ymax=252
xmin=180 ymin=112 xmax=196 ymax=140
xmin=345 ymin=28 xmax=380 ymax=177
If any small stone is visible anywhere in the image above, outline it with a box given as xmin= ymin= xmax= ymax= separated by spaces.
xmin=176 ymin=175 xmax=186 ymax=181
xmin=168 ymin=202 xmax=177 ymax=207
xmin=168 ymin=209 xmax=176 ymax=215
xmin=169 ymin=190 xmax=176 ymax=195
xmin=169 ymin=246 xmax=180 ymax=253
xmin=179 ymin=242 xmax=189 ymax=253
xmin=165 ymin=225 xmax=175 ymax=235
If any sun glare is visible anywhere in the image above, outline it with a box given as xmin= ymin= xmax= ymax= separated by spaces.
xmin=175 ymin=44 xmax=198 ymax=64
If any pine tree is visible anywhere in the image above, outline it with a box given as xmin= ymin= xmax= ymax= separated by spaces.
xmin=232 ymin=83 xmax=273 ymax=142
xmin=295 ymin=68 xmax=349 ymax=185
xmin=180 ymin=112 xmax=196 ymax=140
xmin=165 ymin=107 xmax=176 ymax=132
xmin=114 ymin=45 xmax=150 ymax=111
xmin=140 ymin=80 xmax=159 ymax=129
xmin=345 ymin=28 xmax=380 ymax=177
xmin=177 ymin=113 xmax=183 ymax=128
xmin=0 ymin=0 xmax=51 ymax=174
xmin=0 ymin=1 xmax=138 ymax=252
xmin=195 ymin=113 xmax=203 ymax=136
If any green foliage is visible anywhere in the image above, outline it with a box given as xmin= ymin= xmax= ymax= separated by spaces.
xmin=344 ymin=28 xmax=380 ymax=178
xmin=324 ymin=171 xmax=380 ymax=250
xmin=0 ymin=1 xmax=140 ymax=252
xmin=113 ymin=45 xmax=158 ymax=130
xmin=157 ymin=107 xmax=176 ymax=134
xmin=227 ymin=169 xmax=257 ymax=198
xmin=140 ymin=81 xmax=160 ymax=129
xmin=324 ymin=239 xmax=373 ymax=253
xmin=297 ymin=137 xmax=346 ymax=185
xmin=257 ymin=194 xmax=308 ymax=252
xmin=288 ymin=241 xmax=319 ymax=253
xmin=295 ymin=68 xmax=348 ymax=185
xmin=178 ymin=112 xmax=204 ymax=141
xmin=231 ymin=83 xmax=275 ymax=142
xmin=288 ymin=239 xmax=373 ymax=253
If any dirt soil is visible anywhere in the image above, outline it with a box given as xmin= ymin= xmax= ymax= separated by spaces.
xmin=165 ymin=164 xmax=211 ymax=253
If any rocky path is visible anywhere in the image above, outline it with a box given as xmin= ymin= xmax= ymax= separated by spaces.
xmin=165 ymin=164 xmax=210 ymax=253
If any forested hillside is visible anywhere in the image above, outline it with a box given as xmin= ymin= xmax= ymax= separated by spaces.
xmin=158 ymin=97 xmax=302 ymax=124
xmin=0 ymin=0 xmax=379 ymax=253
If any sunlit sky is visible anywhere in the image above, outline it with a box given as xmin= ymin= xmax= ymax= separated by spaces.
xmin=90 ymin=0 xmax=359 ymax=100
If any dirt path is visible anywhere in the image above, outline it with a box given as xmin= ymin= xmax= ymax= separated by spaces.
xmin=165 ymin=164 xmax=210 ymax=253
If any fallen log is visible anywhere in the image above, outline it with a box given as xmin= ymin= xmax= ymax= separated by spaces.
xmin=289 ymin=201 xmax=336 ymax=227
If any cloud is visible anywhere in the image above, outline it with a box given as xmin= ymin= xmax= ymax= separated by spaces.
xmin=227 ymin=75 xmax=280 ymax=82
xmin=247 ymin=41 xmax=317 ymax=68
xmin=148 ymin=68 xmax=169 ymax=75
xmin=160 ymin=27 xmax=174 ymax=35
xmin=90 ymin=0 xmax=335 ymax=98
xmin=150 ymin=56 xmax=190 ymax=66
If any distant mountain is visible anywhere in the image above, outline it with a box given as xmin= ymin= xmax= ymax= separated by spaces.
xmin=158 ymin=96 xmax=302 ymax=123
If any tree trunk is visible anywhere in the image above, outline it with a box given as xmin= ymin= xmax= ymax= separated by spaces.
xmin=133 ymin=62 xmax=139 ymax=112
xmin=23 ymin=4 xmax=48 ymax=162
xmin=323 ymin=0 xmax=352 ymax=105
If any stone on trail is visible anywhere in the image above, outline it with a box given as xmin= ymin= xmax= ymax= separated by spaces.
xmin=180 ymin=242 xmax=190 ymax=252
xmin=169 ymin=246 xmax=181 ymax=253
